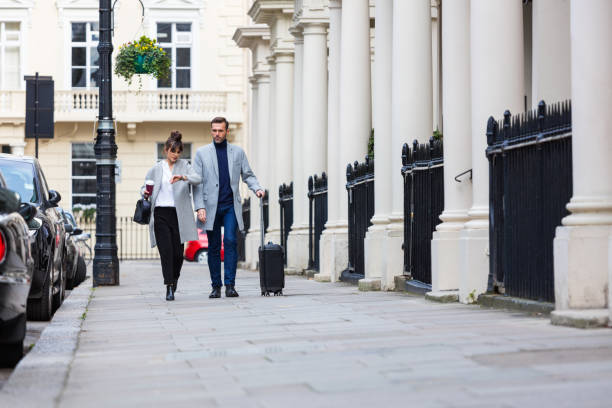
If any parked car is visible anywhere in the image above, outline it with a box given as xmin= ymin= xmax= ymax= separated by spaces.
xmin=58 ymin=208 xmax=80 ymax=289
xmin=184 ymin=228 xmax=224 ymax=264
xmin=0 ymin=171 xmax=37 ymax=366
xmin=0 ymin=154 xmax=67 ymax=321
xmin=61 ymin=210 xmax=88 ymax=287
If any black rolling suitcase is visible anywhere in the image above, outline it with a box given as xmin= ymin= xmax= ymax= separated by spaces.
xmin=258 ymin=197 xmax=284 ymax=296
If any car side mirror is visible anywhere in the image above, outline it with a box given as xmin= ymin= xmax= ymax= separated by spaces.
xmin=48 ymin=190 xmax=61 ymax=207
xmin=18 ymin=202 xmax=37 ymax=222
xmin=73 ymin=228 xmax=83 ymax=235
xmin=64 ymin=223 xmax=74 ymax=233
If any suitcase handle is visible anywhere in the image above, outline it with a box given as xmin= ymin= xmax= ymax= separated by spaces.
xmin=260 ymin=196 xmax=264 ymax=249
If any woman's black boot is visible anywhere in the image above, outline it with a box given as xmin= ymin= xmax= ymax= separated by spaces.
xmin=166 ymin=285 xmax=175 ymax=301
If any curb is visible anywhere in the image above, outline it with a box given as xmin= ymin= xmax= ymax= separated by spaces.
xmin=478 ymin=294 xmax=554 ymax=316
xmin=0 ymin=280 xmax=93 ymax=408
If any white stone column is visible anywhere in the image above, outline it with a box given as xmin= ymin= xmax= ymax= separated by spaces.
xmin=264 ymin=54 xmax=278 ymax=244
xmin=429 ymin=0 xmax=472 ymax=296
xmin=385 ymin=0 xmax=432 ymax=288
xmin=268 ymin=50 xmax=294 ymax=244
xmin=459 ymin=0 xmax=524 ymax=304
xmin=531 ymin=0 xmax=571 ymax=107
xmin=289 ymin=21 xmax=328 ymax=275
xmin=552 ymin=0 xmax=612 ymax=327
xmin=286 ymin=26 xmax=307 ymax=274
xmin=319 ymin=0 xmax=371 ymax=282
xmin=245 ymin=75 xmax=260 ymax=269
xmin=317 ymin=0 xmax=346 ymax=282
xmin=361 ymin=0 xmax=392 ymax=291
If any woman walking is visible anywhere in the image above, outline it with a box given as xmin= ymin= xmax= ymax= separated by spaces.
xmin=143 ymin=131 xmax=201 ymax=300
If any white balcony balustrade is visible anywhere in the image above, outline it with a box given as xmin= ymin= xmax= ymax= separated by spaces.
xmin=0 ymin=90 xmax=243 ymax=123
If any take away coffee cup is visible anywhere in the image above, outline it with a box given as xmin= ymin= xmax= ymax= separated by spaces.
xmin=144 ymin=180 xmax=154 ymax=196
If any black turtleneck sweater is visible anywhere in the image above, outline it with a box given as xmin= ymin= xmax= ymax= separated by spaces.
xmin=214 ymin=139 xmax=233 ymax=207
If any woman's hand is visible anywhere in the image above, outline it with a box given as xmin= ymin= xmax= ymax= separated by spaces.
xmin=197 ymin=208 xmax=207 ymax=223
xmin=170 ymin=175 xmax=186 ymax=184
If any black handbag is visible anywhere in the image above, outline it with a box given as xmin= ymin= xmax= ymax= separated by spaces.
xmin=133 ymin=198 xmax=151 ymax=225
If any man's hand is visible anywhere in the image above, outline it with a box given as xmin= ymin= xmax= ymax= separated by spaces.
xmin=170 ymin=175 xmax=186 ymax=184
xmin=197 ymin=208 xmax=207 ymax=223
xmin=255 ymin=189 xmax=265 ymax=198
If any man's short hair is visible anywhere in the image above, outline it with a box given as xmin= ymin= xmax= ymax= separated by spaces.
xmin=211 ymin=117 xmax=229 ymax=130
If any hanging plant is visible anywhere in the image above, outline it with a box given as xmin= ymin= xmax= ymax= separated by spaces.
xmin=114 ymin=35 xmax=171 ymax=86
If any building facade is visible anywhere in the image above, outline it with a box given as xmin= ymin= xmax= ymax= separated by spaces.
xmin=236 ymin=0 xmax=612 ymax=327
xmin=0 ymin=0 xmax=251 ymax=217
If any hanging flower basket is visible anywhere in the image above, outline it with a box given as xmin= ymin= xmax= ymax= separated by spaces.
xmin=114 ymin=36 xmax=170 ymax=85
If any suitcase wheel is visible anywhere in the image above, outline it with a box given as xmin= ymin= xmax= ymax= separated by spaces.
xmin=261 ymin=291 xmax=270 ymax=296
xmin=274 ymin=290 xmax=283 ymax=296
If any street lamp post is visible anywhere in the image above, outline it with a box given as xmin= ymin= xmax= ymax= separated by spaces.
xmin=93 ymin=0 xmax=119 ymax=286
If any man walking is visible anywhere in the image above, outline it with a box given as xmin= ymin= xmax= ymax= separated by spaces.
xmin=193 ymin=117 xmax=264 ymax=298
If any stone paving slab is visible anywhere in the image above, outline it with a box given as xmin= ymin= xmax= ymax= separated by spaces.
xmin=1 ymin=260 xmax=612 ymax=408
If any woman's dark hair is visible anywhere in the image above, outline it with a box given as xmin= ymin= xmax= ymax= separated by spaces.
xmin=165 ymin=131 xmax=183 ymax=153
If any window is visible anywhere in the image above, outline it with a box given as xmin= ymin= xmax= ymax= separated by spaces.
xmin=71 ymin=22 xmax=99 ymax=88
xmin=156 ymin=142 xmax=192 ymax=163
xmin=156 ymin=23 xmax=192 ymax=89
xmin=72 ymin=143 xmax=96 ymax=207
xmin=0 ymin=22 xmax=21 ymax=89
xmin=0 ymin=159 xmax=38 ymax=204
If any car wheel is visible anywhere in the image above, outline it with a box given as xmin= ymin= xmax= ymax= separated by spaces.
xmin=0 ymin=314 xmax=25 ymax=367
xmin=0 ymin=342 xmax=23 ymax=368
xmin=27 ymin=260 xmax=53 ymax=321
xmin=196 ymin=249 xmax=208 ymax=264
xmin=52 ymin=260 xmax=66 ymax=313
xmin=75 ymin=255 xmax=87 ymax=285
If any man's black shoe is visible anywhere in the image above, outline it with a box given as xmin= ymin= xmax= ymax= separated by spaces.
xmin=226 ymin=286 xmax=239 ymax=297
xmin=209 ymin=287 xmax=221 ymax=298
xmin=166 ymin=285 xmax=175 ymax=301
xmin=172 ymin=280 xmax=177 ymax=293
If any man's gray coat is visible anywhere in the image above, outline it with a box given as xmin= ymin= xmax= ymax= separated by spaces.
xmin=192 ymin=142 xmax=262 ymax=232
xmin=143 ymin=159 xmax=201 ymax=248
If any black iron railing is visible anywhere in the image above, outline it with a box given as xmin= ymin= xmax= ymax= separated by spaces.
xmin=237 ymin=197 xmax=250 ymax=262
xmin=340 ymin=156 xmax=375 ymax=283
xmin=279 ymin=182 xmax=293 ymax=266
xmin=76 ymin=216 xmax=159 ymax=261
xmin=307 ymin=172 xmax=328 ymax=271
xmin=487 ymin=100 xmax=572 ymax=302
xmin=401 ymin=138 xmax=444 ymax=287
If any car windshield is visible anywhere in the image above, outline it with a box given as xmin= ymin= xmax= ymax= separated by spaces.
xmin=65 ymin=212 xmax=77 ymax=227
xmin=0 ymin=160 xmax=38 ymax=204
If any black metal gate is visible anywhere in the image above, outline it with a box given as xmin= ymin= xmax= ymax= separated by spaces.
xmin=487 ymin=100 xmax=572 ymax=302
xmin=279 ymin=182 xmax=293 ymax=266
xmin=402 ymin=138 xmax=444 ymax=286
xmin=340 ymin=157 xmax=375 ymax=283
xmin=308 ymin=172 xmax=328 ymax=271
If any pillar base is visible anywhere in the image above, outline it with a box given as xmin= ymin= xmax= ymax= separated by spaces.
xmin=358 ymin=278 xmax=381 ymax=291
xmin=381 ymin=221 xmax=404 ymax=290
xmin=318 ymin=226 xmax=348 ymax=282
xmin=553 ymin=225 xmax=611 ymax=310
xmin=431 ymin=228 xmax=462 ymax=292
xmin=363 ymin=221 xmax=388 ymax=288
xmin=425 ymin=290 xmax=459 ymax=303
xmin=551 ymin=309 xmax=609 ymax=329
xmin=459 ymin=227 xmax=489 ymax=304
xmin=286 ymin=226 xmax=309 ymax=274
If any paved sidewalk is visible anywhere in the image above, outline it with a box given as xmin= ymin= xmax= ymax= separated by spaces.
xmin=9 ymin=261 xmax=612 ymax=407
